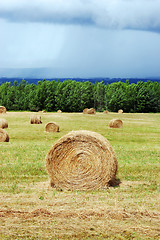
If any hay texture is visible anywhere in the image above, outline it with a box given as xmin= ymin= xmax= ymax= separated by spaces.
xmin=87 ymin=108 xmax=96 ymax=114
xmin=0 ymin=128 xmax=9 ymax=142
xmin=83 ymin=108 xmax=88 ymax=114
xmin=30 ymin=115 xmax=42 ymax=124
xmin=45 ymin=122 xmax=59 ymax=132
xmin=0 ymin=118 xmax=8 ymax=128
xmin=0 ymin=106 xmax=7 ymax=114
xmin=109 ymin=119 xmax=123 ymax=128
xmin=46 ymin=130 xmax=118 ymax=190
xmin=118 ymin=109 xmax=123 ymax=114
xmin=57 ymin=110 xmax=62 ymax=113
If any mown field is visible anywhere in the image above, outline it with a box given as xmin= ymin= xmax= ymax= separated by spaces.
xmin=0 ymin=111 xmax=160 ymax=240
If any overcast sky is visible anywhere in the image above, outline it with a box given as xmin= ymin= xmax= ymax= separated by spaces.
xmin=1 ymin=0 xmax=160 ymax=78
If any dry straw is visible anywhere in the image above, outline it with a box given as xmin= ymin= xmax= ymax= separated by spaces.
xmin=0 ymin=128 xmax=9 ymax=142
xmin=45 ymin=122 xmax=59 ymax=132
xmin=0 ymin=106 xmax=7 ymax=114
xmin=0 ymin=118 xmax=8 ymax=128
xmin=57 ymin=110 xmax=62 ymax=113
xmin=83 ymin=108 xmax=96 ymax=114
xmin=118 ymin=109 xmax=123 ymax=113
xmin=83 ymin=108 xmax=88 ymax=114
xmin=104 ymin=110 xmax=109 ymax=114
xmin=109 ymin=119 xmax=123 ymax=128
xmin=46 ymin=130 xmax=118 ymax=190
xmin=30 ymin=115 xmax=42 ymax=124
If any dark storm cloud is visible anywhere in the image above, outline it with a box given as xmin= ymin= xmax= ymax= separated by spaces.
xmin=0 ymin=0 xmax=160 ymax=32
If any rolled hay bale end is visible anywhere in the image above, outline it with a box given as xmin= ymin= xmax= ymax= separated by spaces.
xmin=109 ymin=119 xmax=123 ymax=128
xmin=30 ymin=115 xmax=42 ymax=124
xmin=104 ymin=110 xmax=109 ymax=114
xmin=118 ymin=109 xmax=123 ymax=114
xmin=0 ymin=118 xmax=8 ymax=128
xmin=0 ymin=128 xmax=9 ymax=142
xmin=45 ymin=122 xmax=59 ymax=132
xmin=46 ymin=130 xmax=118 ymax=190
xmin=0 ymin=106 xmax=7 ymax=114
xmin=87 ymin=108 xmax=96 ymax=114
xmin=57 ymin=110 xmax=62 ymax=113
xmin=83 ymin=108 xmax=88 ymax=114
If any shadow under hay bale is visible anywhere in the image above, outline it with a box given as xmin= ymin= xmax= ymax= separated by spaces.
xmin=30 ymin=115 xmax=42 ymax=124
xmin=118 ymin=109 xmax=123 ymax=114
xmin=0 ymin=106 xmax=7 ymax=114
xmin=0 ymin=118 xmax=8 ymax=129
xmin=0 ymin=128 xmax=9 ymax=142
xmin=45 ymin=122 xmax=59 ymax=132
xmin=109 ymin=119 xmax=123 ymax=128
xmin=46 ymin=130 xmax=118 ymax=190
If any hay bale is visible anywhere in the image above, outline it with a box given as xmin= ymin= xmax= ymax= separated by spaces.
xmin=45 ymin=122 xmax=59 ymax=132
xmin=42 ymin=110 xmax=46 ymax=113
xmin=46 ymin=130 xmax=118 ymax=190
xmin=83 ymin=108 xmax=88 ymax=114
xmin=0 ymin=106 xmax=7 ymax=114
xmin=0 ymin=128 xmax=9 ymax=142
xmin=104 ymin=110 xmax=109 ymax=114
xmin=87 ymin=108 xmax=96 ymax=114
xmin=109 ymin=119 xmax=123 ymax=128
xmin=57 ymin=110 xmax=62 ymax=113
xmin=0 ymin=118 xmax=8 ymax=128
xmin=30 ymin=115 xmax=42 ymax=124
xmin=118 ymin=109 xmax=123 ymax=114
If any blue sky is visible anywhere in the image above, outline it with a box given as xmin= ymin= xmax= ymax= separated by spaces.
xmin=0 ymin=0 xmax=160 ymax=78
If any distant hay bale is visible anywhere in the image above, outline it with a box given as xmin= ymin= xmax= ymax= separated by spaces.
xmin=0 ymin=106 xmax=7 ymax=114
xmin=109 ymin=119 xmax=123 ymax=128
xmin=45 ymin=122 xmax=59 ymax=132
xmin=0 ymin=118 xmax=8 ymax=129
xmin=46 ymin=130 xmax=118 ymax=190
xmin=87 ymin=108 xmax=96 ymax=114
xmin=83 ymin=108 xmax=88 ymax=114
xmin=118 ymin=109 xmax=123 ymax=114
xmin=42 ymin=110 xmax=46 ymax=113
xmin=0 ymin=128 xmax=9 ymax=142
xmin=104 ymin=110 xmax=109 ymax=114
xmin=57 ymin=110 xmax=62 ymax=113
xmin=30 ymin=115 xmax=42 ymax=124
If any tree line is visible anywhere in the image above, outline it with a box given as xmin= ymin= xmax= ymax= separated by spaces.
xmin=0 ymin=79 xmax=159 ymax=113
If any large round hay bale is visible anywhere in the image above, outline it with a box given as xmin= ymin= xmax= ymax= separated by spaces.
xmin=57 ymin=110 xmax=62 ymax=113
xmin=45 ymin=122 xmax=59 ymax=132
xmin=0 ymin=118 xmax=8 ymax=128
xmin=0 ymin=106 xmax=7 ymax=114
xmin=30 ymin=115 xmax=42 ymax=124
xmin=46 ymin=130 xmax=118 ymax=190
xmin=83 ymin=108 xmax=88 ymax=114
xmin=0 ymin=129 xmax=9 ymax=142
xmin=87 ymin=108 xmax=96 ymax=114
xmin=118 ymin=109 xmax=123 ymax=114
xmin=109 ymin=119 xmax=123 ymax=128
xmin=104 ymin=110 xmax=109 ymax=114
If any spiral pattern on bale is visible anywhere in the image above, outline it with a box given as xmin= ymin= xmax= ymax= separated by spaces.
xmin=30 ymin=115 xmax=42 ymax=124
xmin=83 ymin=108 xmax=88 ymax=114
xmin=0 ymin=106 xmax=7 ymax=114
xmin=109 ymin=119 xmax=123 ymax=128
xmin=46 ymin=130 xmax=118 ymax=190
xmin=45 ymin=122 xmax=59 ymax=132
xmin=118 ymin=109 xmax=123 ymax=114
xmin=0 ymin=128 xmax=9 ymax=142
xmin=0 ymin=118 xmax=8 ymax=129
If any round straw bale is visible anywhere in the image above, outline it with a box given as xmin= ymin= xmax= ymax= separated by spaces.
xmin=118 ymin=109 xmax=123 ymax=114
xmin=104 ymin=110 xmax=109 ymax=114
xmin=30 ymin=115 xmax=42 ymax=124
xmin=0 ymin=128 xmax=9 ymax=142
xmin=83 ymin=108 xmax=88 ymax=114
xmin=45 ymin=122 xmax=59 ymax=132
xmin=42 ymin=110 xmax=46 ymax=113
xmin=57 ymin=110 xmax=62 ymax=113
xmin=0 ymin=118 xmax=8 ymax=128
xmin=46 ymin=130 xmax=118 ymax=190
xmin=87 ymin=108 xmax=96 ymax=114
xmin=109 ymin=119 xmax=123 ymax=128
xmin=0 ymin=106 xmax=7 ymax=114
